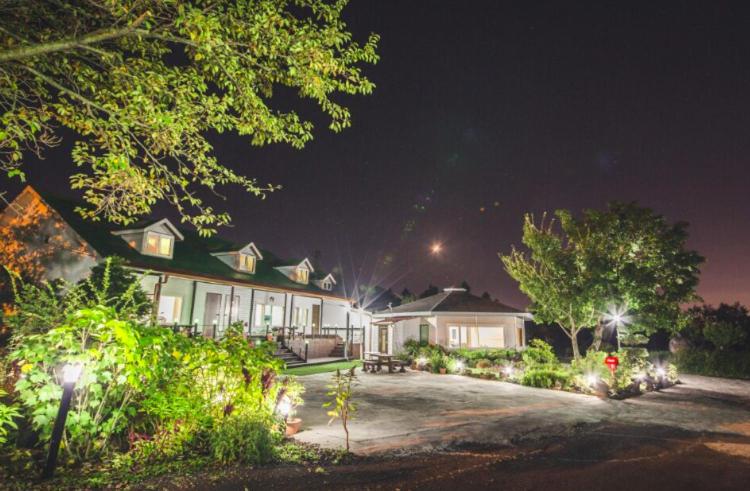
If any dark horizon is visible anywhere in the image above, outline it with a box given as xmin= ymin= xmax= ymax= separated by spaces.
xmin=4 ymin=1 xmax=750 ymax=310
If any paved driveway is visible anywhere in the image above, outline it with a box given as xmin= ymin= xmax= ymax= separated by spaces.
xmin=293 ymin=370 xmax=750 ymax=455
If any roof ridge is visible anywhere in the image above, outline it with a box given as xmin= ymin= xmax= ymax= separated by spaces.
xmin=428 ymin=290 xmax=452 ymax=311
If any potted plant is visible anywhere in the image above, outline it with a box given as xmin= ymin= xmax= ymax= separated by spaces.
xmin=430 ymin=351 xmax=447 ymax=374
xmin=277 ymin=378 xmax=305 ymax=436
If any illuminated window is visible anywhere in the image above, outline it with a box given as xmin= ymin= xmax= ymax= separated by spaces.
xmin=157 ymin=295 xmax=182 ymax=325
xmin=238 ymin=253 xmax=256 ymax=273
xmin=296 ymin=267 xmax=309 ymax=284
xmin=144 ymin=232 xmax=173 ymax=257
xmin=293 ymin=307 xmax=310 ymax=327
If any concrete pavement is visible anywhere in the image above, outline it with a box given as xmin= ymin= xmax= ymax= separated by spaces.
xmin=293 ymin=370 xmax=750 ymax=455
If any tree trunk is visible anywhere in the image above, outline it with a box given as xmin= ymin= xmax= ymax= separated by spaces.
xmin=591 ymin=322 xmax=604 ymax=352
xmin=343 ymin=417 xmax=349 ymax=451
xmin=570 ymin=332 xmax=581 ymax=360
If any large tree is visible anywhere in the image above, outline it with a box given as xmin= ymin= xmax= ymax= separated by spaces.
xmin=0 ymin=0 xmax=379 ymax=235
xmin=501 ymin=203 xmax=703 ymax=358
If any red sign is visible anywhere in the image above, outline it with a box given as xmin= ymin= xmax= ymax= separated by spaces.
xmin=604 ymin=356 xmax=619 ymax=375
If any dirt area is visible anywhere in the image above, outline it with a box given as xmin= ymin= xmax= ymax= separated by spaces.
xmin=146 ymin=422 xmax=750 ymax=490
xmin=139 ymin=373 xmax=750 ymax=490
xmin=293 ymin=371 xmax=750 ymax=453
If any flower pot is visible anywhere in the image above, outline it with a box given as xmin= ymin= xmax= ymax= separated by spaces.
xmin=285 ymin=418 xmax=302 ymax=436
xmin=439 ymin=368 xmax=447 ymax=375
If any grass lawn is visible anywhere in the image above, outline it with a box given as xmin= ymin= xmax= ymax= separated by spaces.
xmin=283 ymin=359 xmax=362 ymax=376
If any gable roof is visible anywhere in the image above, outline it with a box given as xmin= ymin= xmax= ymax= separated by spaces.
xmin=211 ymin=242 xmax=264 ymax=260
xmin=375 ymin=288 xmax=525 ymax=316
xmin=23 ymin=188 xmax=347 ymax=300
xmin=112 ymin=218 xmax=184 ymax=241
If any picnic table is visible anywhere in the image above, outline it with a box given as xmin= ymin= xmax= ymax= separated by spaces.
xmin=363 ymin=352 xmax=406 ymax=373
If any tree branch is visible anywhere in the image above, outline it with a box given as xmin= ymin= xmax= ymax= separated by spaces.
xmin=0 ymin=11 xmax=150 ymax=63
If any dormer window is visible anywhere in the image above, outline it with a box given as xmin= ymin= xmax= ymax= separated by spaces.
xmin=296 ymin=267 xmax=309 ymax=284
xmin=238 ymin=253 xmax=256 ymax=273
xmin=145 ymin=231 xmax=173 ymax=257
xmin=112 ymin=218 xmax=183 ymax=259
xmin=322 ymin=280 xmax=332 ymax=291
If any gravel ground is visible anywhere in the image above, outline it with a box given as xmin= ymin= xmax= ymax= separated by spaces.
xmin=292 ymin=371 xmax=750 ymax=454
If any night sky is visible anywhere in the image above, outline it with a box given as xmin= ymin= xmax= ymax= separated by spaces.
xmin=5 ymin=1 xmax=750 ymax=310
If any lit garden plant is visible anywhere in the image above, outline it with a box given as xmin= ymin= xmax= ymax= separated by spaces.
xmin=2 ymin=261 xmax=302 ymax=478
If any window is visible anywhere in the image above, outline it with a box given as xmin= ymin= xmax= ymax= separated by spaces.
xmin=144 ymin=231 xmax=173 ymax=257
xmin=296 ymin=267 xmax=309 ymax=284
xmin=238 ymin=253 xmax=256 ymax=273
xmin=254 ymin=304 xmax=284 ymax=328
xmin=321 ymin=280 xmax=332 ymax=291
xmin=419 ymin=323 xmax=430 ymax=343
xmin=293 ymin=307 xmax=310 ymax=327
xmin=157 ymin=295 xmax=182 ymax=325
xmin=516 ymin=326 xmax=524 ymax=347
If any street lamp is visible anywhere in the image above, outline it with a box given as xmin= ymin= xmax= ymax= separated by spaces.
xmin=42 ymin=363 xmax=82 ymax=479
xmin=603 ymin=305 xmax=630 ymax=350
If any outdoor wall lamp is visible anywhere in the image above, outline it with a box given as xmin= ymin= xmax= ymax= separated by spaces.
xmin=42 ymin=363 xmax=82 ymax=479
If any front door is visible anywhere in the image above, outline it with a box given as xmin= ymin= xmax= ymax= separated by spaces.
xmin=312 ymin=304 xmax=321 ymax=335
xmin=379 ymin=326 xmax=389 ymax=353
xmin=449 ymin=326 xmax=459 ymax=348
xmin=203 ymin=292 xmax=223 ymax=337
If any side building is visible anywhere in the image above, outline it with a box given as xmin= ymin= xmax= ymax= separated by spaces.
xmin=368 ymin=288 xmax=530 ymax=355
xmin=1 ymin=186 xmax=370 ymax=362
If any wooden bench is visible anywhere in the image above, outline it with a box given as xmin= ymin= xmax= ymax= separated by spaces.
xmin=363 ymin=360 xmax=380 ymax=373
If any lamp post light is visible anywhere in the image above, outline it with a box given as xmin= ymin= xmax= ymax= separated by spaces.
xmin=42 ymin=363 xmax=82 ymax=479
xmin=603 ymin=305 xmax=630 ymax=350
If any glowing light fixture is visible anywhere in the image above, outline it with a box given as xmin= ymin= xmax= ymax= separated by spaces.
xmin=417 ymin=356 xmax=427 ymax=366
xmin=656 ymin=367 xmax=666 ymax=378
xmin=430 ymin=242 xmax=443 ymax=255
xmin=277 ymin=396 xmax=293 ymax=419
xmin=603 ymin=304 xmax=630 ymax=350
xmin=62 ymin=363 xmax=83 ymax=384
xmin=586 ymin=374 xmax=598 ymax=386
xmin=503 ymin=365 xmax=514 ymax=377
xmin=454 ymin=361 xmax=465 ymax=372
xmin=43 ymin=363 xmax=83 ymax=479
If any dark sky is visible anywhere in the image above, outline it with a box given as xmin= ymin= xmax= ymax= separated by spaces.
xmin=6 ymin=1 xmax=750 ymax=310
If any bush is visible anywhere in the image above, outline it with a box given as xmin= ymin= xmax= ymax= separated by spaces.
xmin=0 ymin=388 xmax=20 ymax=446
xmin=521 ymin=367 xmax=573 ymax=389
xmin=454 ymin=348 xmax=519 ymax=365
xmin=522 ymin=339 xmax=558 ymax=367
xmin=703 ymin=321 xmax=748 ymax=351
xmin=210 ymin=414 xmax=278 ymax=465
xmin=475 ymin=359 xmax=492 ymax=369
xmin=429 ymin=351 xmax=447 ymax=373
xmin=571 ymin=350 xmax=609 ymax=380
xmin=6 ymin=263 xmax=289 ymax=467
xmin=673 ymin=349 xmax=750 ymax=380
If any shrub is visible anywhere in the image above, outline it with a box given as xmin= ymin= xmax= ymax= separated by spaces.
xmin=703 ymin=321 xmax=748 ymax=351
xmin=522 ymin=339 xmax=558 ymax=367
xmin=571 ymin=350 xmax=609 ymax=380
xmin=402 ymin=338 xmax=430 ymax=358
xmin=673 ymin=349 xmax=750 ymax=380
xmin=521 ymin=367 xmax=573 ymax=389
xmin=475 ymin=359 xmax=492 ymax=369
xmin=210 ymin=414 xmax=278 ymax=465
xmin=429 ymin=351 xmax=447 ymax=373
xmin=12 ymin=306 xmax=147 ymax=462
xmin=0 ymin=388 xmax=20 ymax=446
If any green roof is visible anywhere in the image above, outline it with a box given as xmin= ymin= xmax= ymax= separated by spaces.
xmin=39 ymin=192 xmax=348 ymax=299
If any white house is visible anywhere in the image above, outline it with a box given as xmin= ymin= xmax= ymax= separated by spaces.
xmin=1 ymin=186 xmax=371 ymax=362
xmin=367 ymin=288 xmax=530 ymax=355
